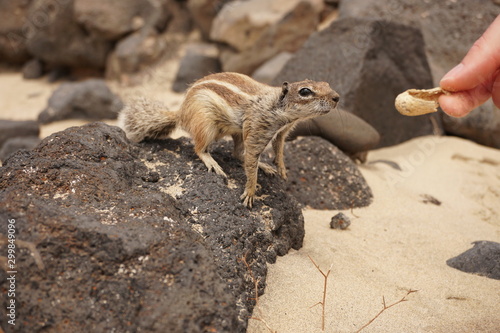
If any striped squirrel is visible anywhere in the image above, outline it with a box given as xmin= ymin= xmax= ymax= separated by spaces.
xmin=119 ymin=72 xmax=340 ymax=207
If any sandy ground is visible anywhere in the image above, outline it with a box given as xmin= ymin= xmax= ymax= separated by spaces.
xmin=1 ymin=67 xmax=499 ymax=333
xmin=0 ymin=58 xmax=185 ymax=140
xmin=247 ymin=136 xmax=500 ymax=333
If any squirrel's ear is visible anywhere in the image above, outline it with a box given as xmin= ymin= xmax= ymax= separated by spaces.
xmin=280 ymin=82 xmax=289 ymax=102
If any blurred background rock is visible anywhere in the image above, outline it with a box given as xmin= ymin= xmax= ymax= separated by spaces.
xmin=1 ymin=0 xmax=498 ymax=153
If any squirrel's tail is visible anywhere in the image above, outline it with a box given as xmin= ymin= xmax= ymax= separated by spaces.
xmin=118 ymin=97 xmax=178 ymax=142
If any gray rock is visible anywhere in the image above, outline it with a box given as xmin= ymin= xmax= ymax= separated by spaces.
xmin=447 ymin=241 xmax=500 ymax=280
xmin=105 ymin=29 xmax=167 ymax=81
xmin=38 ymin=79 xmax=123 ymax=124
xmin=0 ymin=119 xmax=39 ymax=148
xmin=25 ymin=0 xmax=112 ymax=69
xmin=160 ymin=0 xmax=193 ymax=35
xmin=338 ymin=0 xmax=500 ymax=148
xmin=252 ymin=51 xmax=293 ymax=85
xmin=212 ymin=0 xmax=323 ymax=74
xmin=187 ymin=0 xmax=233 ymax=40
xmin=330 ymin=212 xmax=351 ymax=230
xmin=0 ymin=122 xmax=304 ymax=332
xmin=172 ymin=43 xmax=221 ymax=92
xmin=442 ymin=106 xmax=500 ymax=148
xmin=0 ymin=0 xmax=32 ymax=64
xmin=282 ymin=136 xmax=373 ymax=210
xmin=22 ymin=58 xmax=44 ymax=79
xmin=74 ymin=0 xmax=163 ymax=40
xmin=274 ymin=18 xmax=436 ymax=148
xmin=0 ymin=136 xmax=40 ymax=162
xmin=287 ymin=108 xmax=380 ymax=162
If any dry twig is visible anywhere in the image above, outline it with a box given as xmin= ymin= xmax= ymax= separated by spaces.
xmin=308 ymin=255 xmax=333 ymax=331
xmin=355 ymin=289 xmax=419 ymax=333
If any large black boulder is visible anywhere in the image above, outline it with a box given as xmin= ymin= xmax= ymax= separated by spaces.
xmin=275 ymin=17 xmax=436 ymax=148
xmin=338 ymin=0 xmax=500 ymax=148
xmin=283 ymin=137 xmax=373 ymax=210
xmin=0 ymin=122 xmax=304 ymax=332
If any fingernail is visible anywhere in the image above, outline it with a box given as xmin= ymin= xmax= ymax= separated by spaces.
xmin=441 ymin=63 xmax=464 ymax=82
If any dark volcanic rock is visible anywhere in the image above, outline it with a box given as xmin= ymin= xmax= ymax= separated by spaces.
xmin=0 ymin=136 xmax=40 ymax=162
xmin=447 ymin=241 xmax=500 ymax=280
xmin=0 ymin=119 xmax=39 ymax=148
xmin=330 ymin=212 xmax=351 ymax=230
xmin=0 ymin=122 xmax=304 ymax=332
xmin=282 ymin=137 xmax=373 ymax=210
xmin=38 ymin=79 xmax=123 ymax=124
xmin=338 ymin=0 xmax=500 ymax=148
xmin=22 ymin=58 xmax=45 ymax=79
xmin=274 ymin=17 xmax=436 ymax=148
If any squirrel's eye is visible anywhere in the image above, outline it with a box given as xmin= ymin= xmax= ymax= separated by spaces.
xmin=299 ymin=88 xmax=313 ymax=97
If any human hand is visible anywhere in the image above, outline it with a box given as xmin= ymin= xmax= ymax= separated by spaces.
xmin=439 ymin=14 xmax=500 ymax=118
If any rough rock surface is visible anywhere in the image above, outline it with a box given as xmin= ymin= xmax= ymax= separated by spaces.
xmin=211 ymin=0 xmax=323 ymax=74
xmin=338 ymin=0 xmax=500 ymax=148
xmin=38 ymin=79 xmax=123 ymax=124
xmin=447 ymin=241 xmax=500 ymax=280
xmin=275 ymin=17 xmax=436 ymax=148
xmin=172 ymin=43 xmax=221 ymax=92
xmin=0 ymin=122 xmax=304 ymax=332
xmin=330 ymin=212 xmax=351 ymax=230
xmin=281 ymin=137 xmax=373 ymax=210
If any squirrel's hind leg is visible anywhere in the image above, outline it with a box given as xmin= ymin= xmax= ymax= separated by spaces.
xmin=193 ymin=131 xmax=227 ymax=178
xmin=197 ymin=151 xmax=227 ymax=178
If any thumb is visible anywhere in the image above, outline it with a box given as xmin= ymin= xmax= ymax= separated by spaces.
xmin=440 ymin=14 xmax=500 ymax=92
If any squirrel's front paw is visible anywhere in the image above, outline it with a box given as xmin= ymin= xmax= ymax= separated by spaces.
xmin=240 ymin=190 xmax=255 ymax=208
xmin=277 ymin=166 xmax=287 ymax=180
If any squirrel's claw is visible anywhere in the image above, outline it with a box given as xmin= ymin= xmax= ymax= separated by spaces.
xmin=240 ymin=190 xmax=254 ymax=208
xmin=258 ymin=162 xmax=277 ymax=176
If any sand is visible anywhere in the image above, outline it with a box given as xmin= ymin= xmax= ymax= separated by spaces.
xmin=0 ymin=58 xmax=185 ymax=140
xmin=247 ymin=136 xmax=500 ymax=333
xmin=1 ymin=69 xmax=499 ymax=333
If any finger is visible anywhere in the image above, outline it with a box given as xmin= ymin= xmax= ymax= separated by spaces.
xmin=438 ymin=83 xmax=492 ymax=117
xmin=492 ymin=71 xmax=500 ymax=109
xmin=440 ymin=15 xmax=500 ymax=92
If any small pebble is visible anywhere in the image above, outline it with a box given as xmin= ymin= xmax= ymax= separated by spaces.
xmin=330 ymin=212 xmax=351 ymax=230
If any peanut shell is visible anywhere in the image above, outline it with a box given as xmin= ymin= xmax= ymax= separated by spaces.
xmin=395 ymin=87 xmax=447 ymax=116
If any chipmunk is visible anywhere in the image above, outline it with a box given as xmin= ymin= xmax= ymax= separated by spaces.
xmin=119 ymin=72 xmax=340 ymax=207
